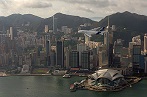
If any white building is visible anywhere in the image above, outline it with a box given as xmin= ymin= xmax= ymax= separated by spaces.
xmin=45 ymin=25 xmax=49 ymax=33
xmin=10 ymin=27 xmax=13 ymax=40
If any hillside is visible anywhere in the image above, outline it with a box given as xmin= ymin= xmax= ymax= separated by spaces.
xmin=0 ymin=12 xmax=147 ymax=47
xmin=0 ymin=13 xmax=97 ymax=32
xmin=36 ymin=13 xmax=98 ymax=32
xmin=0 ymin=14 xmax=43 ymax=32
xmin=98 ymin=11 xmax=147 ymax=46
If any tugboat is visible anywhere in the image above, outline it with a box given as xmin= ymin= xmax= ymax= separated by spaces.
xmin=70 ymin=82 xmax=80 ymax=92
xmin=70 ymin=84 xmax=77 ymax=92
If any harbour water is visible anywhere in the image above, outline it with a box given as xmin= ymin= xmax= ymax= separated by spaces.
xmin=0 ymin=76 xmax=147 ymax=97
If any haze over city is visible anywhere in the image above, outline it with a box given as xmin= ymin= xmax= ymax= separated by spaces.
xmin=0 ymin=0 xmax=147 ymax=21
xmin=0 ymin=0 xmax=147 ymax=97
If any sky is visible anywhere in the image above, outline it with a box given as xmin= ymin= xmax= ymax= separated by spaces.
xmin=0 ymin=0 xmax=147 ymax=21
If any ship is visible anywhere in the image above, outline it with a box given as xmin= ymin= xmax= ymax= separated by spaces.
xmin=63 ymin=74 xmax=71 ymax=78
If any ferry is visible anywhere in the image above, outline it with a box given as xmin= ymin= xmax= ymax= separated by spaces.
xmin=70 ymin=82 xmax=80 ymax=92
xmin=70 ymin=84 xmax=76 ymax=92
xmin=63 ymin=74 xmax=71 ymax=78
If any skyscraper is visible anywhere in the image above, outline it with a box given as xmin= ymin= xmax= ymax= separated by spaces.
xmin=45 ymin=25 xmax=49 ymax=33
xmin=69 ymin=51 xmax=79 ymax=68
xmin=104 ymin=16 xmax=114 ymax=67
xmin=132 ymin=45 xmax=141 ymax=73
xmin=46 ymin=40 xmax=51 ymax=66
xmin=56 ymin=41 xmax=64 ymax=68
xmin=77 ymin=43 xmax=87 ymax=66
xmin=53 ymin=16 xmax=57 ymax=33
xmin=81 ymin=51 xmax=90 ymax=69
xmin=10 ymin=27 xmax=13 ymax=40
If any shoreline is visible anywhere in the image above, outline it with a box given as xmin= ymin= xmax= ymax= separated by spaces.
xmin=8 ymin=74 xmax=52 ymax=76
xmin=4 ymin=74 xmax=147 ymax=80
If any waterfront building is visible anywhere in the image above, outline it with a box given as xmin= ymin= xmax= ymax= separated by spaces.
xmin=144 ymin=56 xmax=147 ymax=73
xmin=144 ymin=34 xmax=147 ymax=55
xmin=46 ymin=40 xmax=51 ymax=66
xmin=19 ymin=56 xmax=23 ymax=66
xmin=56 ymin=41 xmax=64 ymax=68
xmin=50 ymin=50 xmax=56 ymax=66
xmin=40 ymin=51 xmax=46 ymax=62
xmin=132 ymin=45 xmax=141 ymax=73
xmin=77 ymin=43 xmax=87 ymax=66
xmin=32 ymin=52 xmax=37 ymax=66
xmin=91 ymin=48 xmax=99 ymax=69
xmin=65 ymin=47 xmax=70 ymax=69
xmin=69 ymin=50 xmax=79 ymax=68
xmin=81 ymin=51 xmax=90 ymax=69
xmin=21 ymin=65 xmax=29 ymax=73
xmin=87 ymin=69 xmax=127 ymax=87
xmin=139 ymin=55 xmax=145 ymax=71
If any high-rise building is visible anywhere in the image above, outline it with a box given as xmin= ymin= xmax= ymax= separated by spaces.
xmin=81 ymin=51 xmax=90 ymax=69
xmin=84 ymin=34 xmax=91 ymax=44
xmin=56 ymin=41 xmax=64 ymax=68
xmin=44 ymin=34 xmax=50 ymax=47
xmin=46 ymin=40 xmax=51 ymax=66
xmin=99 ymin=49 xmax=108 ymax=68
xmin=65 ymin=47 xmax=70 ymax=69
xmin=53 ymin=16 xmax=57 ymax=33
xmin=10 ymin=27 xmax=13 ymax=40
xmin=113 ymin=39 xmax=123 ymax=55
xmin=129 ymin=42 xmax=136 ymax=56
xmin=32 ymin=52 xmax=37 ymax=66
xmin=132 ymin=35 xmax=141 ymax=45
xmin=144 ymin=34 xmax=147 ymax=55
xmin=77 ymin=43 xmax=87 ymax=66
xmin=144 ymin=56 xmax=147 ymax=73
xmin=45 ymin=25 xmax=49 ymax=33
xmin=102 ymin=17 xmax=114 ymax=67
xmin=132 ymin=45 xmax=141 ymax=73
xmin=69 ymin=51 xmax=79 ymax=68
xmin=50 ymin=50 xmax=56 ymax=66
xmin=19 ymin=56 xmax=23 ymax=66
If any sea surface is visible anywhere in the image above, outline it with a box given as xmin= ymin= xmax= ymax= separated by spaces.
xmin=0 ymin=76 xmax=147 ymax=97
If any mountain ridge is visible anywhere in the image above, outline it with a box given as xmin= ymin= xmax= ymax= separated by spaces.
xmin=0 ymin=11 xmax=147 ymax=47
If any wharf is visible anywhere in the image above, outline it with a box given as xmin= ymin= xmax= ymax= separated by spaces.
xmin=10 ymin=74 xmax=52 ymax=76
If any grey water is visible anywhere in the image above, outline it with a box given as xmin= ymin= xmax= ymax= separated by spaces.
xmin=0 ymin=76 xmax=146 ymax=97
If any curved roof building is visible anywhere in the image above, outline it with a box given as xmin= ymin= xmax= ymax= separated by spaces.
xmin=88 ymin=69 xmax=127 ymax=87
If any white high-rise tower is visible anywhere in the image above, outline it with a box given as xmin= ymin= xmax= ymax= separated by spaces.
xmin=10 ymin=27 xmax=13 ymax=40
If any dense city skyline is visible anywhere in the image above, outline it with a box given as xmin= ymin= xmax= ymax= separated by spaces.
xmin=0 ymin=0 xmax=147 ymax=21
